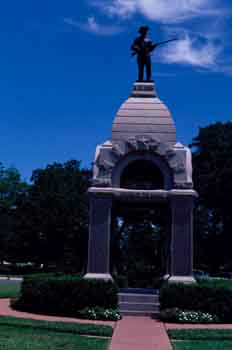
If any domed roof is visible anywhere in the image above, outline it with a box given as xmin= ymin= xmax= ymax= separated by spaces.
xmin=112 ymin=82 xmax=176 ymax=146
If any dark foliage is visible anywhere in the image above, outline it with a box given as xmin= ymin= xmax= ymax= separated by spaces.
xmin=160 ymin=283 xmax=232 ymax=323
xmin=0 ymin=164 xmax=28 ymax=263
xmin=13 ymin=274 xmax=118 ymax=317
xmin=191 ymin=122 xmax=232 ymax=271
xmin=11 ymin=160 xmax=91 ymax=270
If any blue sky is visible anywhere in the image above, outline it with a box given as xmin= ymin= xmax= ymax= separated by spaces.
xmin=0 ymin=0 xmax=231 ymax=181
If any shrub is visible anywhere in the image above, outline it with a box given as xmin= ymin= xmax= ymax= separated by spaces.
xmin=160 ymin=283 xmax=232 ymax=323
xmin=13 ymin=274 xmax=118 ymax=317
xmin=159 ymin=308 xmax=180 ymax=322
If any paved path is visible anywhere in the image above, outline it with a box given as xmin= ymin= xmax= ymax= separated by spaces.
xmin=109 ymin=316 xmax=172 ymax=350
xmin=0 ymin=299 xmax=115 ymax=327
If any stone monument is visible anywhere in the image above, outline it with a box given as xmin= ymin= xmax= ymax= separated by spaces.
xmin=84 ymin=29 xmax=197 ymax=284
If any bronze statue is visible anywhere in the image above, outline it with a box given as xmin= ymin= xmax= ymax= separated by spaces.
xmin=131 ymin=26 xmax=178 ymax=82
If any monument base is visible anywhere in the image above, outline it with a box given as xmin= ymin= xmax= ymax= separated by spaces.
xmin=84 ymin=273 xmax=113 ymax=281
xmin=168 ymin=276 xmax=197 ymax=284
xmin=163 ymin=274 xmax=170 ymax=281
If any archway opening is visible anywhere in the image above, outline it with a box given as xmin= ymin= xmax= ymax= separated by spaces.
xmin=120 ymin=159 xmax=164 ymax=190
xmin=111 ymin=202 xmax=170 ymax=289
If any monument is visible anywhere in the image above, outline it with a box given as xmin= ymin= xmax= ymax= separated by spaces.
xmin=84 ymin=27 xmax=197 ymax=284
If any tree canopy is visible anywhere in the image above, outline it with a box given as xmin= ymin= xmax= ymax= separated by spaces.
xmin=1 ymin=160 xmax=91 ymax=271
xmin=191 ymin=122 xmax=232 ymax=271
xmin=0 ymin=164 xmax=28 ymax=264
xmin=0 ymin=163 xmax=28 ymax=209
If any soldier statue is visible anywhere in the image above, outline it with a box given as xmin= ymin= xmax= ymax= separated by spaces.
xmin=131 ymin=26 xmax=178 ymax=82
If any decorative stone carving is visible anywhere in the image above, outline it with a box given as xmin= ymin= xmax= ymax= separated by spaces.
xmin=126 ymin=135 xmax=160 ymax=151
xmin=112 ymin=144 xmax=124 ymax=158
xmin=92 ymin=134 xmax=193 ymax=189
xmin=170 ymin=160 xmax=186 ymax=174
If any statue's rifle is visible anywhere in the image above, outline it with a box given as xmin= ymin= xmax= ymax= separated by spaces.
xmin=151 ymin=38 xmax=179 ymax=51
xmin=131 ymin=38 xmax=179 ymax=56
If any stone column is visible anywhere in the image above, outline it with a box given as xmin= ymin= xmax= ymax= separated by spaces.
xmin=84 ymin=189 xmax=113 ymax=281
xmin=168 ymin=190 xmax=197 ymax=284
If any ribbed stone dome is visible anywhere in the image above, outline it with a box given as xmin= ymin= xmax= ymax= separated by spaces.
xmin=112 ymin=82 xmax=176 ymax=146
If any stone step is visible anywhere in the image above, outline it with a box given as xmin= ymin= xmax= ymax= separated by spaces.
xmin=118 ymin=289 xmax=160 ymax=317
xmin=121 ymin=310 xmax=160 ymax=317
xmin=119 ymin=301 xmax=160 ymax=312
xmin=119 ymin=293 xmax=159 ymax=304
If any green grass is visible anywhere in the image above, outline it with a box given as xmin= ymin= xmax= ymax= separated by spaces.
xmin=0 ymin=284 xmax=21 ymax=298
xmin=198 ymin=278 xmax=232 ymax=290
xmin=168 ymin=329 xmax=232 ymax=340
xmin=169 ymin=329 xmax=232 ymax=350
xmin=0 ymin=316 xmax=113 ymax=337
xmin=0 ymin=324 xmax=108 ymax=350
xmin=172 ymin=340 xmax=232 ymax=350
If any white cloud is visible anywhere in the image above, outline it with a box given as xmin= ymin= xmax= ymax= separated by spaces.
xmin=96 ymin=0 xmax=136 ymax=18
xmin=159 ymin=34 xmax=221 ymax=69
xmin=139 ymin=0 xmax=221 ymax=22
xmin=91 ymin=0 xmax=221 ymax=23
xmin=64 ymin=16 xmax=123 ymax=36
xmin=154 ymin=23 xmax=232 ymax=73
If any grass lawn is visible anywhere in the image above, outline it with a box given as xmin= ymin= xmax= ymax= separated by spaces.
xmin=0 ymin=316 xmax=113 ymax=337
xmin=172 ymin=340 xmax=232 ymax=350
xmin=0 ymin=282 xmax=21 ymax=298
xmin=198 ymin=278 xmax=232 ymax=290
xmin=0 ymin=324 xmax=109 ymax=350
xmin=169 ymin=329 xmax=232 ymax=350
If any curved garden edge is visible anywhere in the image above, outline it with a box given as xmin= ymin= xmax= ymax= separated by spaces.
xmin=0 ymin=299 xmax=116 ymax=328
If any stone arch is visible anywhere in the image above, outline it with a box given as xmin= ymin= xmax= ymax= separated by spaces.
xmin=111 ymin=151 xmax=173 ymax=190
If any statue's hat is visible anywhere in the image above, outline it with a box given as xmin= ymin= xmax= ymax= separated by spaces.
xmin=138 ymin=26 xmax=149 ymax=34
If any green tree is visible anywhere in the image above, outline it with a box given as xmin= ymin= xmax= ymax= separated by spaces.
xmin=0 ymin=163 xmax=28 ymax=209
xmin=0 ymin=163 xmax=28 ymax=263
xmin=191 ymin=122 xmax=232 ymax=271
xmin=12 ymin=160 xmax=91 ymax=271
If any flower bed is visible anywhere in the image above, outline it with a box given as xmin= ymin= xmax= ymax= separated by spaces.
xmin=160 ymin=308 xmax=219 ymax=323
xmin=159 ymin=282 xmax=232 ymax=323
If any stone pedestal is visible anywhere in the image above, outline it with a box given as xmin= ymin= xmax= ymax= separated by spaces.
xmin=169 ymin=190 xmax=197 ymax=284
xmin=84 ymin=191 xmax=113 ymax=281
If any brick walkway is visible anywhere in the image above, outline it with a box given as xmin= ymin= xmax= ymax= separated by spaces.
xmin=0 ymin=299 xmax=115 ymax=327
xmin=109 ymin=316 xmax=172 ymax=350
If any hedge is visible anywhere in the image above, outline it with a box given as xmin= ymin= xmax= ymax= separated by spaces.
xmin=160 ymin=283 xmax=232 ymax=323
xmin=13 ymin=274 xmax=118 ymax=317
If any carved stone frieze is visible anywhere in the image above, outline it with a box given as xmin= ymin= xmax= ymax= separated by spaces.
xmin=93 ymin=135 xmax=192 ymax=189
xmin=126 ymin=135 xmax=160 ymax=152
